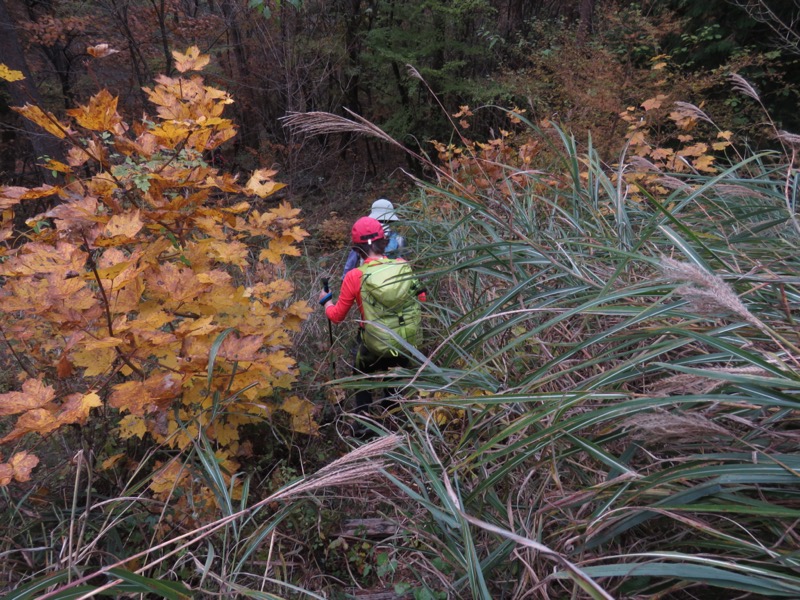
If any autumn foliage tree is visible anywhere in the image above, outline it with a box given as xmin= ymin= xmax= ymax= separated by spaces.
xmin=0 ymin=47 xmax=312 ymax=489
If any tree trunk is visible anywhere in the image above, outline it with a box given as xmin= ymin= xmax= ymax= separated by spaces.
xmin=577 ymin=0 xmax=595 ymax=44
xmin=217 ymin=0 xmax=259 ymax=150
xmin=0 ymin=0 xmax=65 ymax=173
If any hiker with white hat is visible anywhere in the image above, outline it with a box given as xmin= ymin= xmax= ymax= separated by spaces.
xmin=342 ymin=198 xmax=406 ymax=279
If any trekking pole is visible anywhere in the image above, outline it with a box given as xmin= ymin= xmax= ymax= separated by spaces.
xmin=322 ymin=277 xmax=335 ymax=378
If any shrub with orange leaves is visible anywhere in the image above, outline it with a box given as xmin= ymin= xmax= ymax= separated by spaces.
xmin=430 ymin=105 xmax=543 ymax=207
xmin=616 ymin=94 xmax=734 ymax=203
xmin=0 ymin=47 xmax=313 ymax=489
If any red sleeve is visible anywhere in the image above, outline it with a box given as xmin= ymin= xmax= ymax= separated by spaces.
xmin=325 ymin=268 xmax=363 ymax=323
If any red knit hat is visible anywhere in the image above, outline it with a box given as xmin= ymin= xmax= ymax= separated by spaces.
xmin=351 ymin=217 xmax=385 ymax=245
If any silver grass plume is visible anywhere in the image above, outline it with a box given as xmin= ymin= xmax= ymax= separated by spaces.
xmin=657 ymin=176 xmax=691 ymax=191
xmin=628 ymin=155 xmax=661 ymax=172
xmin=716 ymin=184 xmax=768 ymax=200
xmin=660 ymin=257 xmax=763 ymax=330
xmin=649 ymin=366 xmax=769 ymax=396
xmin=271 ymin=434 xmax=402 ymax=500
xmin=281 ymin=109 xmax=398 ymax=147
xmin=625 ymin=410 xmax=732 ymax=444
xmin=729 ymin=73 xmax=761 ymax=103
xmin=673 ymin=101 xmax=715 ymax=126
xmin=778 ymin=130 xmax=800 ymax=147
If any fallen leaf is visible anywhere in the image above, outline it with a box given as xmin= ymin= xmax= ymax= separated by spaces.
xmin=9 ymin=452 xmax=39 ymax=482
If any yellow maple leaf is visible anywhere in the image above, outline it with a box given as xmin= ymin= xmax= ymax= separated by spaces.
xmin=678 ymin=143 xmax=708 ymax=158
xmin=13 ymin=104 xmax=70 ymax=139
xmin=86 ymin=173 xmax=118 ymax=198
xmin=100 ymin=453 xmax=126 ymax=470
xmin=627 ymin=130 xmax=647 ymax=147
xmin=245 ymin=169 xmax=286 ymax=198
xmin=206 ymin=239 xmax=248 ymax=267
xmin=1 ymin=408 xmax=59 ymax=443
xmin=209 ymin=420 xmax=240 ymax=446
xmin=173 ymin=46 xmax=210 ymax=73
xmin=256 ymin=279 xmax=294 ymax=304
xmin=174 ymin=315 xmax=217 ymax=337
xmin=109 ymin=382 xmax=151 ymax=416
xmin=67 ymin=90 xmax=122 ymax=132
xmin=281 ymin=395 xmax=308 ymax=415
xmin=218 ymin=334 xmax=264 ymax=362
xmin=693 ymin=154 xmax=716 ymax=173
xmin=149 ymin=458 xmax=188 ymax=494
xmin=46 ymin=158 xmax=75 ymax=173
xmin=0 ymin=64 xmax=24 ymax=82
xmin=8 ymin=452 xmax=39 ymax=483
xmin=72 ymin=345 xmax=116 ymax=377
xmin=645 ymin=94 xmax=668 ymax=111
xmin=103 ymin=210 xmax=144 ymax=239
xmin=0 ymin=379 xmax=57 ymax=416
xmin=118 ymin=415 xmax=147 ymax=439
xmin=266 ymin=350 xmax=295 ymax=373
xmin=281 ymin=395 xmax=319 ymax=435
xmin=58 ymin=392 xmax=102 ymax=424
xmin=221 ymin=201 xmax=251 ymax=214
xmin=259 ymin=237 xmax=301 ymax=265
xmin=650 ymin=147 xmax=674 ymax=161
xmin=108 ymin=373 xmax=181 ymax=416
xmin=149 ymin=121 xmax=193 ymax=148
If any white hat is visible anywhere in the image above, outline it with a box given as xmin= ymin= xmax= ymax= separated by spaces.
xmin=368 ymin=198 xmax=398 ymax=221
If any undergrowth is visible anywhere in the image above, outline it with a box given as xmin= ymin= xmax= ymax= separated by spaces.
xmin=2 ymin=71 xmax=800 ymax=599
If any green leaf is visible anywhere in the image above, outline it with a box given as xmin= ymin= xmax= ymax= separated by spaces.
xmin=107 ymin=568 xmax=192 ymax=599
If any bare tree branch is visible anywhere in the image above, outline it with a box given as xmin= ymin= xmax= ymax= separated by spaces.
xmin=727 ymin=0 xmax=800 ymax=55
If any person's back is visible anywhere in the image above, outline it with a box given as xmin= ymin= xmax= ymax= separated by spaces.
xmin=357 ymin=257 xmax=422 ymax=358
xmin=342 ymin=198 xmax=406 ymax=279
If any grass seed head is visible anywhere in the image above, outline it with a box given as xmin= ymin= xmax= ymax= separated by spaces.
xmin=660 ymin=257 xmax=759 ymax=327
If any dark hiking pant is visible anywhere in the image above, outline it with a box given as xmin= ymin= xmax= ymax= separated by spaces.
xmin=353 ymin=329 xmax=409 ymax=412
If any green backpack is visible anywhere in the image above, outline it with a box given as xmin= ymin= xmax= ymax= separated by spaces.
xmin=358 ymin=258 xmax=423 ymax=357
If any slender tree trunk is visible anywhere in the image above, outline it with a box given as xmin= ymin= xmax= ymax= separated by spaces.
xmin=149 ymin=0 xmax=174 ymax=75
xmin=577 ymin=0 xmax=595 ymax=44
xmin=217 ymin=0 xmax=259 ymax=149
xmin=105 ymin=0 xmax=151 ymax=101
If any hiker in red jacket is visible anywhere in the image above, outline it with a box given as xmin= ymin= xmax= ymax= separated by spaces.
xmin=319 ymin=216 xmax=424 ymax=412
